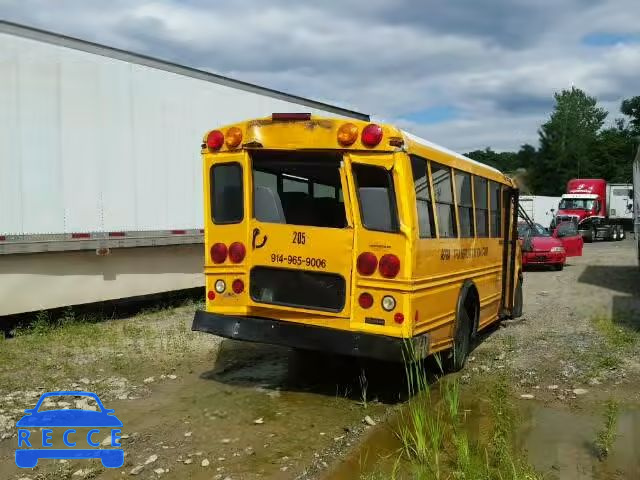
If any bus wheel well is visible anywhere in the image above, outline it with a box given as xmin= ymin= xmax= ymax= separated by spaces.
xmin=459 ymin=280 xmax=480 ymax=337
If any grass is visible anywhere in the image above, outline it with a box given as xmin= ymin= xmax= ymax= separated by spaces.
xmin=594 ymin=399 xmax=619 ymax=460
xmin=394 ymin=344 xmax=542 ymax=480
xmin=592 ymin=313 xmax=638 ymax=349
xmin=580 ymin=313 xmax=640 ymax=380
xmin=0 ymin=300 xmax=211 ymax=398
xmin=359 ymin=369 xmax=369 ymax=409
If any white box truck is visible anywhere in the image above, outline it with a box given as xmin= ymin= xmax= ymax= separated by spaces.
xmin=518 ymin=195 xmax=561 ymax=229
xmin=0 ymin=21 xmax=368 ymax=316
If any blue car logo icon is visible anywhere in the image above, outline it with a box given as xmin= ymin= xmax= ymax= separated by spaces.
xmin=15 ymin=391 xmax=124 ymax=468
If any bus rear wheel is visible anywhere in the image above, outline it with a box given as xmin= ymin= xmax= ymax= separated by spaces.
xmin=512 ymin=277 xmax=523 ymax=318
xmin=444 ymin=285 xmax=478 ymax=372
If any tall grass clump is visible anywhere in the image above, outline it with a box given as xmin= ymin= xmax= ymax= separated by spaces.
xmin=396 ymin=343 xmax=542 ymax=480
xmin=595 ymin=399 xmax=619 ymax=459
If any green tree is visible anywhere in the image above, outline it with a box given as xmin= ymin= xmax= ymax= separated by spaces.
xmin=621 ymin=96 xmax=640 ymax=134
xmin=533 ymin=87 xmax=608 ymax=194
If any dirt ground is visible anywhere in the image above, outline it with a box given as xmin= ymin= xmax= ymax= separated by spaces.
xmin=1 ymin=238 xmax=639 ymax=480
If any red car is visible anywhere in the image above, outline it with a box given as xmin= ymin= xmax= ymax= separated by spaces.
xmin=518 ymin=222 xmax=583 ymax=271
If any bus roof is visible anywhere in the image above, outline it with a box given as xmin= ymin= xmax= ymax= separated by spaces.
xmin=401 ymin=131 xmax=503 ymax=175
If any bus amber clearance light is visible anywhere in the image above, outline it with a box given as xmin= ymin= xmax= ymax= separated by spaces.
xmin=337 ymin=123 xmax=358 ymax=146
xmin=207 ymin=130 xmax=224 ymax=150
xmin=361 ymin=124 xmax=383 ymax=147
xmin=356 ymin=252 xmax=378 ymax=275
xmin=225 ymin=127 xmax=243 ymax=148
xmin=379 ymin=254 xmax=400 ymax=278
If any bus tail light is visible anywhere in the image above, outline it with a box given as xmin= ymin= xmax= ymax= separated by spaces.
xmin=394 ymin=313 xmax=405 ymax=324
xmin=337 ymin=123 xmax=358 ymax=146
xmin=207 ymin=290 xmax=216 ymax=301
xmin=358 ymin=292 xmax=373 ymax=309
xmin=211 ymin=243 xmax=228 ymax=263
xmin=229 ymin=242 xmax=246 ymax=263
xmin=357 ymin=252 xmax=378 ymax=275
xmin=379 ymin=254 xmax=400 ymax=278
xmin=361 ymin=124 xmax=383 ymax=147
xmin=206 ymin=130 xmax=224 ymax=150
xmin=232 ymin=279 xmax=244 ymax=294
xmin=225 ymin=127 xmax=243 ymax=148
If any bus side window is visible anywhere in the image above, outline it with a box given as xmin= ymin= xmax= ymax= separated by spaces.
xmin=410 ymin=155 xmax=436 ymax=238
xmin=490 ymin=182 xmax=502 ymax=237
xmin=431 ymin=163 xmax=457 ymax=238
xmin=455 ymin=171 xmax=474 ymax=238
xmin=474 ymin=176 xmax=489 ymax=237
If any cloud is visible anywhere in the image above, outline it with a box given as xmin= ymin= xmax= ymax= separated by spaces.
xmin=1 ymin=0 xmax=639 ymax=151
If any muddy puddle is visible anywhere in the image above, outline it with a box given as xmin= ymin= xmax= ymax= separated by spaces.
xmin=325 ymin=388 xmax=640 ymax=480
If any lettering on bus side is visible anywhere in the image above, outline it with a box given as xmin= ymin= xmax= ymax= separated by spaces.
xmin=440 ymin=247 xmax=489 ymax=261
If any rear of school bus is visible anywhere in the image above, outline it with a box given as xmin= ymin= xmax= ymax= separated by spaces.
xmin=193 ymin=114 xmax=515 ymax=361
xmin=192 ymin=114 xmax=427 ymax=361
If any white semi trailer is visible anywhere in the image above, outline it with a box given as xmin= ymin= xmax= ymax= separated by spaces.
xmin=0 ymin=21 xmax=368 ymax=316
xmin=634 ymin=145 xmax=640 ymax=267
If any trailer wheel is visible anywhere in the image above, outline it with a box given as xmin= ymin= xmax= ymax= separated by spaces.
xmin=611 ymin=228 xmax=618 ymax=241
xmin=618 ymin=226 xmax=625 ymax=241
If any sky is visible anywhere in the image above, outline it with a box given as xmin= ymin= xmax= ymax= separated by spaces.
xmin=1 ymin=0 xmax=639 ymax=152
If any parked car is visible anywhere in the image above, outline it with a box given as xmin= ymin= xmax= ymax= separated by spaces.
xmin=518 ymin=222 xmax=567 ymax=270
xmin=552 ymin=221 xmax=584 ymax=257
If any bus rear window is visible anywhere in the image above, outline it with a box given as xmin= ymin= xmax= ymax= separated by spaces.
xmin=352 ymin=164 xmax=399 ymax=233
xmin=252 ymin=151 xmax=346 ymax=228
xmin=210 ymin=163 xmax=243 ymax=224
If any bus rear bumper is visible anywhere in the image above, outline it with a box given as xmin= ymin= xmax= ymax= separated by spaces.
xmin=192 ymin=310 xmax=429 ymax=362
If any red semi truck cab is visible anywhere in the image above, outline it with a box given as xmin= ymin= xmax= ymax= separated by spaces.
xmin=555 ymin=179 xmax=626 ymax=242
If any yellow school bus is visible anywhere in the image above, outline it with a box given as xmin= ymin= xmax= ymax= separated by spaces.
xmin=192 ymin=114 xmax=522 ymax=369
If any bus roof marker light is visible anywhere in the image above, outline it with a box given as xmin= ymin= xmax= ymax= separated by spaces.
xmin=272 ymin=113 xmax=311 ymax=121
xmin=337 ymin=123 xmax=358 ymax=146
xmin=361 ymin=124 xmax=383 ymax=147
xmin=357 ymin=252 xmax=378 ymax=276
xmin=207 ymin=130 xmax=224 ymax=150
xmin=225 ymin=127 xmax=243 ymax=148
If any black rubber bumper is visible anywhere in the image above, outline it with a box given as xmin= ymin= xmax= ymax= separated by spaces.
xmin=192 ymin=310 xmax=429 ymax=362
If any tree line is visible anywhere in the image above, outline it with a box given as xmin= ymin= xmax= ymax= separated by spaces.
xmin=465 ymin=88 xmax=640 ymax=195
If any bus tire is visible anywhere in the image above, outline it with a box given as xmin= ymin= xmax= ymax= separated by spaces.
xmin=512 ymin=276 xmax=523 ymax=319
xmin=444 ymin=282 xmax=478 ymax=373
